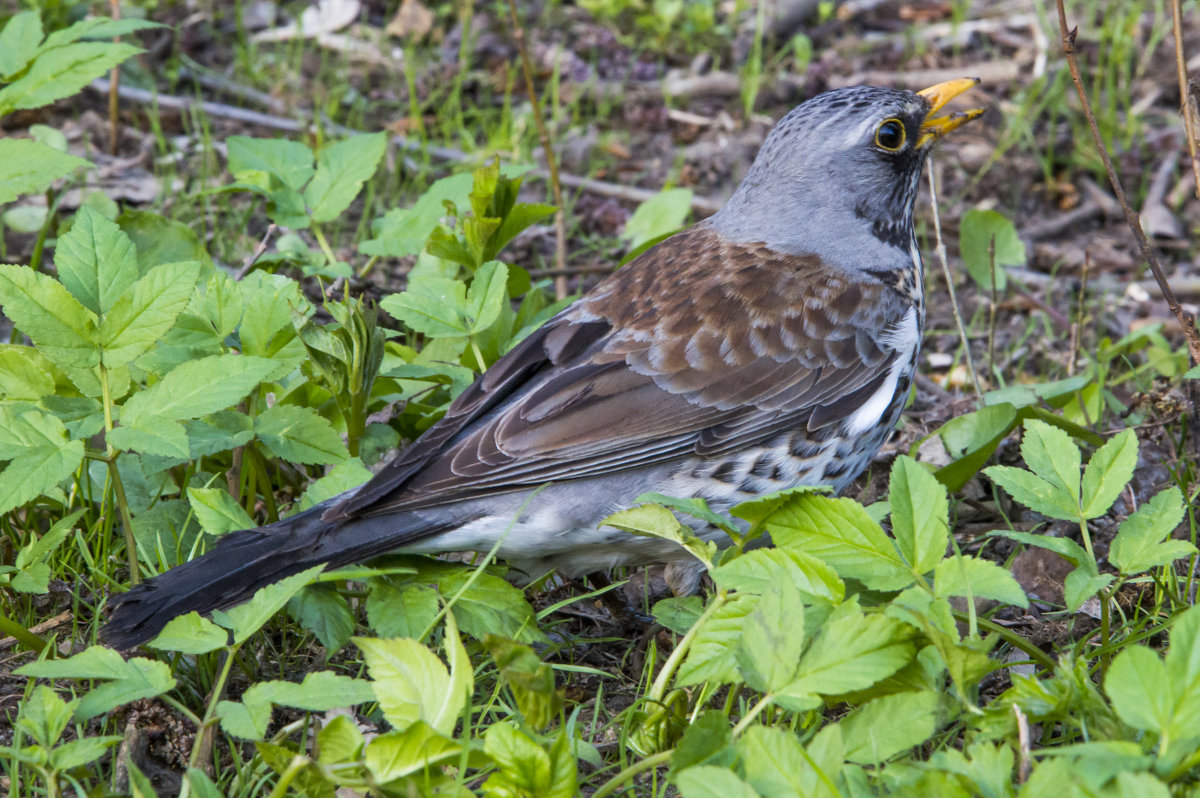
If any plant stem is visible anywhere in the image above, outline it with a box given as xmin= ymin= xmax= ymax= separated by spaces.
xmin=267 ymin=755 xmax=309 ymax=798
xmin=961 ymin=612 xmax=1057 ymax=673
xmin=648 ymin=592 xmax=729 ymax=702
xmin=99 ymin=363 xmax=140 ymax=585
xmin=590 ymin=750 xmax=674 ymax=798
xmin=0 ymin=612 xmax=46 ymax=652
xmin=730 ymin=694 xmax=774 ymax=737
xmin=185 ymin=644 xmax=240 ymax=786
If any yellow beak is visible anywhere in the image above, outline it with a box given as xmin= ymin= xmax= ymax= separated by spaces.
xmin=916 ymin=78 xmax=984 ymax=148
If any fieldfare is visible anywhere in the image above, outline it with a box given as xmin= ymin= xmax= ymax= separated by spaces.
xmin=103 ymin=79 xmax=983 ymax=648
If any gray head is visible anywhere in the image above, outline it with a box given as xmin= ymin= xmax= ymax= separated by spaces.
xmin=711 ymin=81 xmax=982 ymax=275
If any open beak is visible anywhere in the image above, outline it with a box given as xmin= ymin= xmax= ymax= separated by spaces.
xmin=917 ymin=77 xmax=984 ymax=148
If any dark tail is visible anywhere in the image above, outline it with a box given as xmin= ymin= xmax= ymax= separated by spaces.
xmin=101 ymin=502 xmax=436 ymax=649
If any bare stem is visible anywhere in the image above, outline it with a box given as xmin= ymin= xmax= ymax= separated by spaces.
xmin=1171 ymin=0 xmax=1200 ymax=200
xmin=926 ymin=159 xmax=984 ymax=398
xmin=505 ymin=0 xmax=568 ymax=300
xmin=1053 ymin=1 xmax=1200 ymax=363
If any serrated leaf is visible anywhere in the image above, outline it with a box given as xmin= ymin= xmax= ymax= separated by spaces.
xmin=211 ymin=565 xmax=325 ymax=644
xmin=0 ymin=41 xmax=143 ymax=116
xmin=1063 ymin=567 xmax=1112 ymax=612
xmin=108 ymin=417 xmax=190 ymax=458
xmin=361 ymin=172 xmax=476 ymax=258
xmin=1020 ymin=419 xmax=1081 ymax=503
xmin=363 ymin=723 xmax=465 ymax=782
xmin=250 ymin=670 xmax=376 ymax=711
xmin=288 ymin=583 xmax=355 ymax=651
xmin=215 ymin=696 xmax=272 ymax=740
xmin=676 ymin=766 xmax=760 ymax=798
xmin=603 ymin=503 xmax=717 ymax=568
xmin=254 ymin=404 xmax=349 ymax=465
xmin=0 ymin=11 xmax=43 ymax=79
xmin=934 ymin=555 xmax=1029 ymax=608
xmin=711 ymin=548 xmax=844 ymax=603
xmin=187 ymin=486 xmax=255 ymax=536
xmin=778 ymin=605 xmax=913 ymax=701
xmin=0 ymin=346 xmax=55 ymax=399
xmin=0 ymin=263 xmax=97 ymax=371
xmin=766 ymin=493 xmax=914 ymax=590
xmin=367 ymin=579 xmax=440 ymax=639
xmin=435 ymin=569 xmax=545 ymax=643
xmin=119 ymin=209 xmax=214 ymax=273
xmin=1080 ymin=429 xmax=1138 ymax=518
xmin=227 ymin=136 xmax=314 ymax=192
xmin=0 ymin=140 xmax=90 ymax=204
xmin=119 ymin=354 xmax=276 ymax=426
xmin=1105 ymin=646 xmax=1169 ymax=734
xmin=889 ymin=455 xmax=949 ymax=574
xmin=1110 ymin=487 xmax=1194 ymax=574
xmin=305 ymin=132 xmax=387 ymax=223
xmin=988 ymin=528 xmax=1089 ymax=567
xmin=379 ymin=276 xmax=469 ymax=338
xmin=16 ymin=647 xmax=175 ymax=721
xmin=677 ymin=595 xmax=757 ymax=686
xmin=147 ymin=612 xmax=230 ymax=654
xmin=318 ymin=714 xmax=365 ymax=764
xmin=55 ymin=206 xmax=139 ymax=315
xmin=0 ymin=408 xmax=85 ymax=515
xmin=356 ymin=636 xmax=460 ymax=735
xmin=959 ymin=209 xmax=1024 ymax=290
xmin=984 ymin=466 xmax=1080 ymax=521
xmin=841 ymin=690 xmax=939 ymax=764
xmin=465 ymin=260 xmax=509 ymax=334
xmin=100 ymin=261 xmax=201 ymax=367
xmin=735 ymin=577 xmax=805 ymax=693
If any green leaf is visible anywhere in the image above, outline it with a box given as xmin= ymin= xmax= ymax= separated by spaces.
xmin=99 ymin=261 xmax=202 ymax=368
xmin=227 ymin=136 xmax=314 ymax=192
xmin=483 ymin=721 xmax=576 ymax=798
xmin=653 ymin=595 xmax=704 ymax=634
xmin=16 ymin=647 xmax=175 ymax=721
xmin=363 ymin=722 xmax=465 ymax=782
xmin=988 ymin=528 xmax=1089 ymax=568
xmin=1106 ymin=645 xmax=1170 ymax=735
xmin=1063 ymin=567 xmax=1112 ymax=612
xmin=380 ymin=276 xmax=470 ymax=338
xmin=737 ymin=726 xmax=830 ymax=798
xmin=0 ymin=41 xmax=143 ymax=116
xmin=934 ymin=555 xmax=1029 ymax=608
xmin=355 ymin=636 xmax=461 ymax=735
xmin=361 ymin=172 xmax=476 ymax=258
xmin=211 ymin=565 xmax=325 ymax=644
xmin=185 ymin=411 xmax=254 ymax=458
xmin=778 ymin=603 xmax=913 ymax=701
xmin=622 ymin=187 xmax=693 ymax=249
xmin=0 ymin=11 xmax=43 ymax=79
xmin=146 ymin=612 xmax=230 ymax=654
xmin=187 ymin=486 xmax=255 ymax=536
xmin=676 ymin=767 xmax=761 ymax=798
xmin=0 ymin=407 xmax=85 ymax=515
xmin=711 ymin=548 xmax=844 ymax=603
xmin=465 ymin=260 xmax=509 ymax=334
xmin=766 ymin=493 xmax=914 ymax=591
xmin=108 ymin=417 xmax=190 ymax=458
xmin=119 ymin=354 xmax=277 ymax=426
xmin=435 ymin=569 xmax=545 ymax=643
xmin=55 ymin=205 xmax=139 ymax=315
xmin=0 ymin=139 xmax=90 ymax=204
xmin=735 ymin=577 xmax=805 ymax=693
xmin=841 ymin=690 xmax=940 ymax=764
xmin=305 ymin=132 xmax=387 ymax=223
xmin=603 ymin=503 xmax=717 ymax=568
xmin=888 ymin=456 xmax=949 ymax=574
xmin=367 ymin=579 xmax=440 ymax=639
xmin=118 ymin=209 xmax=214 ymax=273
xmin=250 ymin=670 xmax=376 ymax=712
xmin=1110 ymin=487 xmax=1194 ymax=574
xmin=677 ymin=595 xmax=757 ymax=686
xmin=50 ymin=736 xmax=123 ymax=771
xmin=8 ymin=509 xmax=83 ymax=594
xmin=288 ymin=583 xmax=355 ymax=651
xmin=1020 ymin=419 xmax=1081 ymax=505
xmin=1080 ymin=429 xmax=1138 ymax=518
xmin=984 ymin=466 xmax=1079 ymax=521
xmin=254 ymin=404 xmax=350 ymax=465
xmin=0 ymin=346 xmax=55 ymax=400
xmin=959 ymin=209 xmax=1024 ymax=290
xmin=0 ymin=263 xmax=98 ymax=371
xmin=39 ymin=17 xmax=161 ymax=49
xmin=215 ymin=696 xmax=272 ymax=740
xmin=932 ymin=403 xmax=1018 ymax=491
xmin=317 ymin=714 xmax=365 ymax=764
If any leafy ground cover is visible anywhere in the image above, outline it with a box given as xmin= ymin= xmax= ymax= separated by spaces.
xmin=1 ymin=1 xmax=1199 ymax=795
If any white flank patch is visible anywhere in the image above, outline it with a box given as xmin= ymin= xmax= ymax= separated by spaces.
xmin=844 ymin=307 xmax=919 ymax=435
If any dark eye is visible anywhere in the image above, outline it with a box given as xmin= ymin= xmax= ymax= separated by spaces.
xmin=875 ymin=119 xmax=906 ymax=151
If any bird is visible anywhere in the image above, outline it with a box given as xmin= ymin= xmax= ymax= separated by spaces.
xmin=103 ymin=79 xmax=983 ymax=649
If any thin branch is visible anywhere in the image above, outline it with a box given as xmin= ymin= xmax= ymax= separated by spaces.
xmin=1053 ymin=2 xmax=1200 ymax=363
xmin=926 ymin=159 xmax=985 ymax=398
xmin=505 ymin=0 xmax=568 ymax=299
xmin=107 ymin=0 xmax=121 ymax=156
xmin=1171 ymin=0 xmax=1200 ymax=200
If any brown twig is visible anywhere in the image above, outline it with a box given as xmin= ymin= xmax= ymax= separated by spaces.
xmin=235 ymin=223 xmax=277 ymax=280
xmin=108 ymin=0 xmax=121 ymax=156
xmin=1053 ymin=1 xmax=1200 ymax=364
xmin=1172 ymin=0 xmax=1200 ymax=200
xmin=506 ymin=0 xmax=568 ymax=300
xmin=926 ymin=159 xmax=985 ymax=398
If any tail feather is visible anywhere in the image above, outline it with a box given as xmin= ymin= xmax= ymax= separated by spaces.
xmin=101 ymin=503 xmax=435 ymax=649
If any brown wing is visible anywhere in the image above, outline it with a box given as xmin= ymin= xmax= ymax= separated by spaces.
xmin=325 ymin=224 xmax=914 ymax=520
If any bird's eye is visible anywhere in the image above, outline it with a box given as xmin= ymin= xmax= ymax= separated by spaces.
xmin=875 ymin=119 xmax=906 ymax=151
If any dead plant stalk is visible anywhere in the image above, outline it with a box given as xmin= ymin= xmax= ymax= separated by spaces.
xmin=1054 ymin=0 xmax=1200 ymax=364
xmin=506 ymin=0 xmax=569 ymax=300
